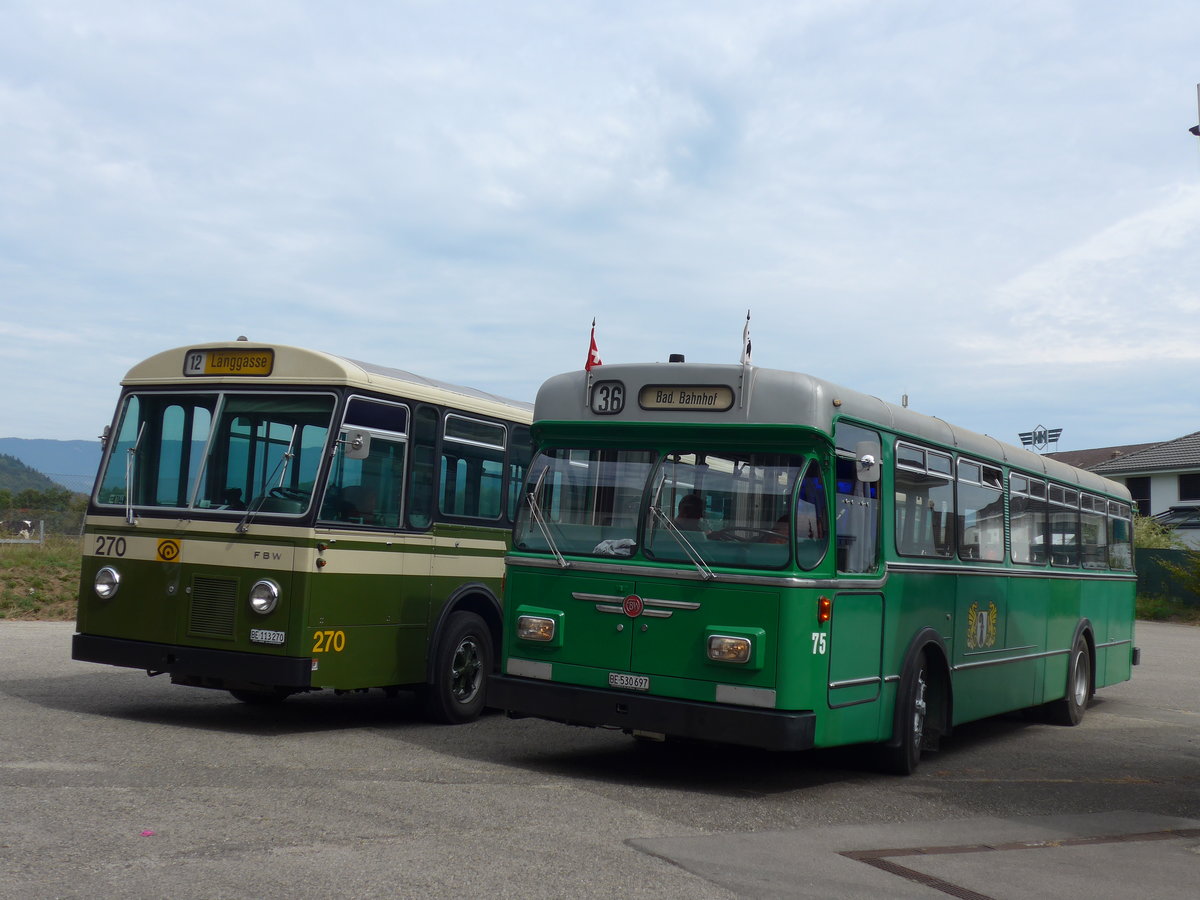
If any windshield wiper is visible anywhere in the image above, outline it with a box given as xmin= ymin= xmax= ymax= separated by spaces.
xmin=649 ymin=505 xmax=714 ymax=580
xmin=236 ymin=426 xmax=298 ymax=535
xmin=124 ymin=422 xmax=146 ymax=526
xmin=523 ymin=470 xmax=569 ymax=568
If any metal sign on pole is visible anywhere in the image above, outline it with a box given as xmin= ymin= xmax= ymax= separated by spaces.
xmin=1019 ymin=426 xmax=1063 ymax=452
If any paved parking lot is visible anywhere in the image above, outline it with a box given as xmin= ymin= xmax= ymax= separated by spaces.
xmin=1 ymin=621 xmax=1196 ymax=898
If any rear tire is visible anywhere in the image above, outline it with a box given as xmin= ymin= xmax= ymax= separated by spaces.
xmin=1048 ymin=636 xmax=1091 ymax=726
xmin=422 ymin=611 xmax=492 ymax=724
xmin=879 ymin=654 xmax=928 ymax=775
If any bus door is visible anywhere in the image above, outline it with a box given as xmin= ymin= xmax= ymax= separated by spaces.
xmin=310 ymin=407 xmax=431 ymax=687
xmin=827 ymin=591 xmax=883 ymax=708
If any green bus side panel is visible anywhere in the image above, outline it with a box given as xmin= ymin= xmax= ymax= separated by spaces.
xmin=1108 ymin=603 xmax=1136 ymax=687
xmin=953 ymin=572 xmax=1042 ymax=721
xmin=307 ymin=569 xmax=430 ymax=628
xmin=880 ymin=570 xmax=953 ymax=673
xmin=1096 ymin=579 xmax=1136 ymax=688
xmin=309 ymin=623 xmax=428 ymax=689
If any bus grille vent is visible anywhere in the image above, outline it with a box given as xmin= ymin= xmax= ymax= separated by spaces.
xmin=189 ymin=576 xmax=237 ymax=638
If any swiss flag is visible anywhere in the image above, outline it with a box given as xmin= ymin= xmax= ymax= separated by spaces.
xmin=585 ymin=318 xmax=603 ymax=371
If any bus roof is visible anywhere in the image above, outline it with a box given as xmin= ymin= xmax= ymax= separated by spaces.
xmin=122 ymin=341 xmax=533 ymax=422
xmin=536 ymin=361 xmax=1128 ymax=499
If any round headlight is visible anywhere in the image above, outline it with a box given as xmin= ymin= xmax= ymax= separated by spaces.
xmin=248 ymin=579 xmax=280 ymax=615
xmin=94 ymin=566 xmax=120 ymax=600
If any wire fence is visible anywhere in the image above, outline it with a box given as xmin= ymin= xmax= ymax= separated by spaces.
xmin=0 ymin=510 xmax=86 ymax=541
xmin=2 ymin=474 xmax=94 ymax=541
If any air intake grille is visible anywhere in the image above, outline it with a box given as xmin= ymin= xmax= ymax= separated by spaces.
xmin=189 ymin=576 xmax=237 ymax=638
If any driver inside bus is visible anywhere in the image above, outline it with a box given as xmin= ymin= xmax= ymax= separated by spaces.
xmin=674 ymin=494 xmax=708 ymax=533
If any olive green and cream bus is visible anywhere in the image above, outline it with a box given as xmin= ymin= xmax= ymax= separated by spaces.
xmin=488 ymin=359 xmax=1137 ymax=772
xmin=73 ymin=341 xmax=532 ymax=722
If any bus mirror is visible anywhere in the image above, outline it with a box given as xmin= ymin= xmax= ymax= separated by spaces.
xmin=856 ymin=441 xmax=880 ymax=483
xmin=344 ymin=431 xmax=371 ymax=460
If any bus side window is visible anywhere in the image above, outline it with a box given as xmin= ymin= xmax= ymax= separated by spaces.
xmin=794 ymin=461 xmax=828 ymax=570
xmin=407 ymin=405 xmax=439 ymax=529
xmin=834 ymin=424 xmax=881 ymax=574
xmin=440 ymin=415 xmax=507 ymax=519
xmin=507 ymin=425 xmax=532 ymax=522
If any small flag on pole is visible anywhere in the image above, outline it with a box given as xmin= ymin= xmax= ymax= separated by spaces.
xmin=740 ymin=310 xmax=751 ymax=365
xmin=586 ymin=318 xmax=603 ymax=371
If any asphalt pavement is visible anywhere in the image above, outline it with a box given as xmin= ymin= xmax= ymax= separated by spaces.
xmin=0 ymin=620 xmax=1196 ymax=899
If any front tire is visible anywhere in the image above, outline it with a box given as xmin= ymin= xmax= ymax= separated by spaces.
xmin=880 ymin=654 xmax=928 ymax=775
xmin=1048 ymin=636 xmax=1091 ymax=726
xmin=422 ymin=611 xmax=492 ymax=724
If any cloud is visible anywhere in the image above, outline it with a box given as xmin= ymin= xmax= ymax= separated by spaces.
xmin=965 ymin=183 xmax=1200 ymax=366
xmin=2 ymin=1 xmax=1200 ymax=447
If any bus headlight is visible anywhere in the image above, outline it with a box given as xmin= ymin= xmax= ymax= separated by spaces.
xmin=94 ymin=566 xmax=121 ymax=600
xmin=248 ymin=579 xmax=280 ymax=615
xmin=517 ymin=615 xmax=556 ymax=642
xmin=708 ymin=634 xmax=752 ymax=663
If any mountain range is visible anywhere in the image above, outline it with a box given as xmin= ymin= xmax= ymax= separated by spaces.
xmin=0 ymin=438 xmax=102 ymax=492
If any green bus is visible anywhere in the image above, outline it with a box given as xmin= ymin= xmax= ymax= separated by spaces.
xmin=488 ymin=358 xmax=1138 ymax=772
xmin=73 ymin=340 xmax=532 ymax=722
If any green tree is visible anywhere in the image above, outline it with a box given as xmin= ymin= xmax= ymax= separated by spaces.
xmin=1133 ymin=513 xmax=1184 ymax=549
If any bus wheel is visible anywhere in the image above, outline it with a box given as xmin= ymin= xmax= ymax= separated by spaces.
xmin=423 ymin=611 xmax=491 ymax=725
xmin=229 ymin=688 xmax=289 ymax=705
xmin=880 ymin=655 xmax=928 ymax=775
xmin=1048 ymin=636 xmax=1091 ymax=726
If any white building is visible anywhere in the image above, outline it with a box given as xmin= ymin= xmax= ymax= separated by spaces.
xmin=1054 ymin=432 xmax=1200 ymax=549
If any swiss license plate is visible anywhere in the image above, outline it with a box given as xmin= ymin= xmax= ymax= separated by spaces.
xmin=608 ymin=672 xmax=650 ymax=691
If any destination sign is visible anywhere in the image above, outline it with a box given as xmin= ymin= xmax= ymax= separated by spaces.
xmin=183 ymin=348 xmax=275 ymax=377
xmin=638 ymin=384 xmax=734 ymax=411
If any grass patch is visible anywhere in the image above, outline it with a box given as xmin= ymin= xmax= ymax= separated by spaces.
xmin=1136 ymin=593 xmax=1200 ymax=625
xmin=0 ymin=535 xmax=82 ymax=621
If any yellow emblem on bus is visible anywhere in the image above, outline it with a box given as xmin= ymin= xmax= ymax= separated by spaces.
xmin=156 ymin=539 xmax=181 ymax=563
xmin=966 ymin=600 xmax=998 ymax=649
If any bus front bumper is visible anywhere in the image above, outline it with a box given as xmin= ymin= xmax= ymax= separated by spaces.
xmin=72 ymin=633 xmax=313 ymax=689
xmin=487 ymin=673 xmax=816 ymax=751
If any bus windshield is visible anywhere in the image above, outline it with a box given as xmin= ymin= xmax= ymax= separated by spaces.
xmin=95 ymin=391 xmax=336 ymax=516
xmin=515 ymin=449 xmax=655 ymax=557
xmin=646 ymin=451 xmax=822 ymax=570
xmin=514 ymin=448 xmax=827 ymax=570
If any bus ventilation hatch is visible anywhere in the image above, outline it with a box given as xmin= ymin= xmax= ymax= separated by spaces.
xmin=189 ymin=576 xmax=238 ymax=638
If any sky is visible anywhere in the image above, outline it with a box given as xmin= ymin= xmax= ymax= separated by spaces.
xmin=2 ymin=1 xmax=1199 ymax=455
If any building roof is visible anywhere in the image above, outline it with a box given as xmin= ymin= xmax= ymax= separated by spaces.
xmin=1087 ymin=431 xmax=1200 ymax=476
xmin=1044 ymin=443 xmax=1159 ymax=471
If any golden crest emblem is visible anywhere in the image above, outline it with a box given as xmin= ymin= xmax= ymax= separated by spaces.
xmin=966 ymin=600 xmax=998 ymax=649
